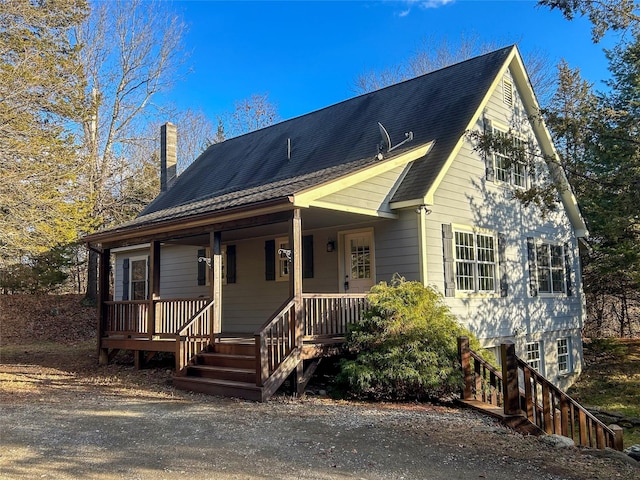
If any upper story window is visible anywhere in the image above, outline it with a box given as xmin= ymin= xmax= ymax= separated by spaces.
xmin=536 ymin=242 xmax=566 ymax=294
xmin=454 ymin=229 xmax=496 ymax=293
xmin=527 ymin=238 xmax=572 ymax=297
xmin=492 ymin=126 xmax=528 ymax=188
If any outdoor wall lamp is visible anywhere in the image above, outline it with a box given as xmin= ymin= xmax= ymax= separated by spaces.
xmin=326 ymin=240 xmax=336 ymax=252
xmin=198 ymin=256 xmax=211 ymax=267
xmin=278 ymin=248 xmax=292 ymax=262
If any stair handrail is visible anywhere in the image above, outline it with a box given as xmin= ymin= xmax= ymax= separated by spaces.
xmin=515 ymin=356 xmax=623 ymax=450
xmin=254 ymin=296 xmax=299 ymax=390
xmin=458 ymin=336 xmax=624 ymax=451
xmin=174 ymin=299 xmax=215 ymax=373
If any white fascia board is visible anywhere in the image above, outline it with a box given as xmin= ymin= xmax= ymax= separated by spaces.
xmin=308 ymin=200 xmax=398 ymax=219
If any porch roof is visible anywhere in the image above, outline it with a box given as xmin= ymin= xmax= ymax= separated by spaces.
xmin=87 ymin=46 xmax=515 ymax=242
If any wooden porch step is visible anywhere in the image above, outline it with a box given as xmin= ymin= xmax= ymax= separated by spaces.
xmin=173 ymin=376 xmax=264 ymax=402
xmin=213 ymin=342 xmax=255 ymax=356
xmin=185 ymin=365 xmax=256 ymax=383
xmin=196 ymin=352 xmax=255 ymax=369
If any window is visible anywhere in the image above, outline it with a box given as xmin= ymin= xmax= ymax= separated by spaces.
xmin=454 ymin=230 xmax=496 ymax=293
xmin=492 ymin=127 xmax=528 ymax=188
xmin=349 ymin=235 xmax=371 ymax=280
xmin=130 ymin=257 xmax=147 ymax=300
xmin=198 ymin=246 xmax=234 ymax=286
xmin=276 ymin=237 xmax=289 ymax=281
xmin=526 ymin=342 xmax=541 ymax=371
xmin=536 ymin=243 xmax=565 ymax=294
xmin=503 ymin=78 xmax=513 ymax=107
xmin=265 ymin=236 xmax=313 ymax=282
xmin=557 ymin=338 xmax=570 ymax=374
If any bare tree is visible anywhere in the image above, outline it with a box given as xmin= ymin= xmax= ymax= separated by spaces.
xmin=224 ymin=93 xmax=280 ymax=138
xmin=352 ymin=34 xmax=556 ymax=106
xmin=74 ymin=0 xmax=187 ymax=302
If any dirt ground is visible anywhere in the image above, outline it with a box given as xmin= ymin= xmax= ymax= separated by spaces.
xmin=1 ymin=295 xmax=639 ymax=479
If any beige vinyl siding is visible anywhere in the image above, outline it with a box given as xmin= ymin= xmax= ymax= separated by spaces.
xmin=315 ymin=165 xmax=407 ymax=214
xmin=160 ymin=245 xmax=209 ymax=298
xmin=114 ymin=245 xmax=209 ymax=301
xmin=222 ymin=227 xmax=342 ymax=332
xmin=375 ymin=210 xmax=420 ymax=282
xmin=424 ymin=67 xmax=584 ymax=381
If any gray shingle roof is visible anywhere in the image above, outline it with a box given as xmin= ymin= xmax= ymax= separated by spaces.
xmin=126 ymin=46 xmax=515 ymax=231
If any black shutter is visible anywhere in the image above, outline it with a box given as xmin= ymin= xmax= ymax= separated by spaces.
xmin=303 ymin=235 xmax=314 ymax=279
xmin=122 ymin=258 xmax=129 ymax=301
xmin=442 ymin=224 xmax=455 ymax=297
xmin=265 ymin=240 xmax=275 ymax=281
xmin=498 ymin=233 xmax=508 ymax=297
xmin=564 ymin=242 xmax=573 ymax=296
xmin=527 ymin=237 xmax=538 ymax=297
xmin=197 ymin=249 xmax=206 ymax=286
xmin=226 ymin=245 xmax=236 ymax=284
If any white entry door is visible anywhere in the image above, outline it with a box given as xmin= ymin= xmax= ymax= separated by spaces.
xmin=343 ymin=231 xmax=375 ymax=293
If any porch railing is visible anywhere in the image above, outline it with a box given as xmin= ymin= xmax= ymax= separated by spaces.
xmin=103 ymin=298 xmax=210 ymax=337
xmin=458 ymin=337 xmax=624 ymax=451
xmin=104 ymin=301 xmax=148 ymax=336
xmin=175 ymin=299 xmax=215 ymax=372
xmin=255 ymin=297 xmax=298 ymax=387
xmin=302 ymin=293 xmax=368 ymax=338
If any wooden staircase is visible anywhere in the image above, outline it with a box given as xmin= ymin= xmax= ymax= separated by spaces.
xmin=173 ymin=339 xmax=266 ymax=401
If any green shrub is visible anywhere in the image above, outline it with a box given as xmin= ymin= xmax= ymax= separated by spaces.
xmin=335 ymin=275 xmax=484 ymax=401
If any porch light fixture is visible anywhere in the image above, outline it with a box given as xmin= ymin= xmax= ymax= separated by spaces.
xmin=198 ymin=256 xmax=211 ymax=268
xmin=278 ymin=248 xmax=292 ymax=262
xmin=326 ymin=240 xmax=335 ymax=253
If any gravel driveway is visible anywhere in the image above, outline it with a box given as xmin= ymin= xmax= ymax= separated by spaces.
xmin=1 ymin=386 xmax=638 ymax=480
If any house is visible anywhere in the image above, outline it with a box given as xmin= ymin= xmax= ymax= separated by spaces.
xmin=85 ymin=45 xmax=587 ymax=400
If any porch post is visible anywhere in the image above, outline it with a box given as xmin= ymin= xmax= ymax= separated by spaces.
xmin=501 ymin=341 xmax=521 ymax=416
xmin=148 ymin=240 xmax=161 ymax=339
xmin=290 ymin=209 xmax=303 ymax=347
xmin=211 ymin=231 xmax=223 ymax=340
xmin=97 ymin=246 xmax=110 ymax=365
xmin=457 ymin=336 xmax=473 ymax=400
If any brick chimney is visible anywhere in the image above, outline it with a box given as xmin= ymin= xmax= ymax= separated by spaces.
xmin=160 ymin=122 xmax=177 ymax=192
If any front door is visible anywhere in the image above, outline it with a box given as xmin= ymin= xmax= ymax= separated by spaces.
xmin=343 ymin=231 xmax=375 ymax=293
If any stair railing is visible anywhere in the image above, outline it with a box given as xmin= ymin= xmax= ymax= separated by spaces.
xmin=254 ymin=296 xmax=299 ymax=391
xmin=458 ymin=337 xmax=624 ymax=451
xmin=174 ymin=299 xmax=215 ymax=373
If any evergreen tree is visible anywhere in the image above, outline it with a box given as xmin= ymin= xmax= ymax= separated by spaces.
xmin=0 ymin=0 xmax=88 ymax=268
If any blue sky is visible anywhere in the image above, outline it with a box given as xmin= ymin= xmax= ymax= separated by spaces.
xmin=167 ymin=0 xmax=618 ymax=121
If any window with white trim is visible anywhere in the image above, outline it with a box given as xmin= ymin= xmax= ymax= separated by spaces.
xmin=454 ymin=229 xmax=496 ymax=293
xmin=557 ymin=338 xmax=571 ymax=374
xmin=276 ymin=237 xmax=289 ymax=281
xmin=526 ymin=342 xmax=542 ymax=372
xmin=130 ymin=256 xmax=148 ymax=300
xmin=536 ymin=242 xmax=565 ymax=294
xmin=492 ymin=127 xmax=528 ymax=188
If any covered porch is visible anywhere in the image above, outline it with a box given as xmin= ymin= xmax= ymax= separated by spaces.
xmin=92 ymin=206 xmax=376 ymax=399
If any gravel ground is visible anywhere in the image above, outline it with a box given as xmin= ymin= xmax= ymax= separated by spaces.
xmin=0 ymin=294 xmax=638 ymax=480
xmin=1 ymin=363 xmax=639 ymax=480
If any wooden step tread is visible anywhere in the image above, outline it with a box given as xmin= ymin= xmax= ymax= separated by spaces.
xmin=189 ymin=365 xmax=254 ymax=374
xmin=175 ymin=376 xmax=258 ymax=389
xmin=198 ymin=352 xmax=255 ymax=360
